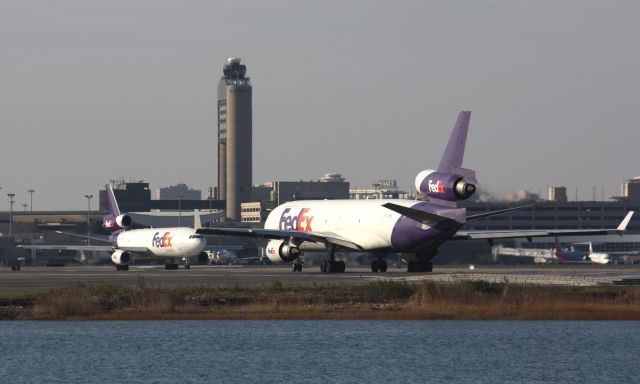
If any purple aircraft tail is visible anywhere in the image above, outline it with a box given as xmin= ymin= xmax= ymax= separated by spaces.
xmin=102 ymin=184 xmax=132 ymax=232
xmin=106 ymin=184 xmax=121 ymax=216
xmin=438 ymin=111 xmax=471 ymax=172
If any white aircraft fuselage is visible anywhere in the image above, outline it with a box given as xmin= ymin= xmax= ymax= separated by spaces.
xmin=263 ymin=199 xmax=464 ymax=262
xmin=116 ymin=227 xmax=206 ymax=258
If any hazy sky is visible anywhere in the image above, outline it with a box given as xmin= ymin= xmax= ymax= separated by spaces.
xmin=1 ymin=0 xmax=639 ymax=210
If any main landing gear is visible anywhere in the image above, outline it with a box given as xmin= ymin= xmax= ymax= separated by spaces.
xmin=407 ymin=261 xmax=432 ymax=272
xmin=370 ymin=259 xmax=387 ymax=273
xmin=320 ymin=260 xmax=345 ymax=273
xmin=405 ymin=252 xmax=435 ymax=273
xmin=292 ymin=261 xmax=303 ymax=272
xmin=320 ymin=245 xmax=346 ymax=273
xmin=165 ymin=258 xmax=180 ymax=270
xmin=115 ymin=264 xmax=129 ymax=271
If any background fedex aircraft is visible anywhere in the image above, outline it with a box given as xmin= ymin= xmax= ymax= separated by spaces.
xmin=28 ymin=185 xmax=223 ymax=271
xmin=198 ymin=111 xmax=634 ymax=273
xmin=100 ymin=184 xmax=208 ymax=270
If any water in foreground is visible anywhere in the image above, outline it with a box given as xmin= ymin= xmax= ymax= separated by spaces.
xmin=1 ymin=321 xmax=638 ymax=383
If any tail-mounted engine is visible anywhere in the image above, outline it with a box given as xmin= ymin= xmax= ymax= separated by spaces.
xmin=265 ymin=240 xmax=301 ymax=263
xmin=415 ymin=168 xmax=477 ymax=202
xmin=111 ymin=250 xmax=131 ymax=265
xmin=115 ymin=214 xmax=132 ymax=229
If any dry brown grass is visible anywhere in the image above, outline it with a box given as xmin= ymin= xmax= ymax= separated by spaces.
xmin=14 ymin=279 xmax=640 ymax=320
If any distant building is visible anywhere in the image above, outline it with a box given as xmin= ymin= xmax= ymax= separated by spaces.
xmin=252 ymin=174 xmax=350 ymax=206
xmin=243 ymin=174 xmax=350 ymax=223
xmin=240 ymin=201 xmax=274 ymax=225
xmin=622 ymin=177 xmax=640 ymax=202
xmin=350 ymin=179 xmax=410 ymax=200
xmin=547 ymin=186 xmax=568 ymax=202
xmin=99 ymin=181 xmax=223 ymax=212
xmin=153 ymin=184 xmax=201 ymax=201
xmin=99 ymin=181 xmax=151 ymax=212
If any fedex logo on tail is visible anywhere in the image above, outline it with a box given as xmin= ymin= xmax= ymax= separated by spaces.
xmin=428 ymin=179 xmax=445 ymax=193
xmin=279 ymin=208 xmax=314 ymax=232
xmin=104 ymin=217 xmax=117 ymax=230
xmin=152 ymin=232 xmax=173 ymax=248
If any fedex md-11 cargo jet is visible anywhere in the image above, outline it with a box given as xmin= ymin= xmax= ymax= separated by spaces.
xmin=198 ymin=111 xmax=634 ymax=273
xmin=22 ymin=185 xmax=234 ymax=271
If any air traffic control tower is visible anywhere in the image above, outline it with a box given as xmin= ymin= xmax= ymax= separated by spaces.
xmin=217 ymin=58 xmax=252 ymax=220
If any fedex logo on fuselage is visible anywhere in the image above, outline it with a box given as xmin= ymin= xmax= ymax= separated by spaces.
xmin=428 ymin=179 xmax=445 ymax=193
xmin=152 ymin=232 xmax=173 ymax=248
xmin=279 ymin=208 xmax=314 ymax=232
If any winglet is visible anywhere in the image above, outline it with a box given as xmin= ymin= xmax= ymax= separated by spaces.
xmin=438 ymin=111 xmax=471 ymax=172
xmin=193 ymin=210 xmax=202 ymax=229
xmin=617 ymin=211 xmax=634 ymax=231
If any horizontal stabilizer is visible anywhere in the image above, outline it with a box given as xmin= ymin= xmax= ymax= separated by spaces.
xmin=382 ymin=202 xmax=456 ymax=226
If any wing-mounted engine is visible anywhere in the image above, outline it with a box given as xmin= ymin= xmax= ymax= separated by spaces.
xmin=265 ymin=239 xmax=301 ymax=263
xmin=197 ymin=251 xmax=209 ymax=265
xmin=115 ymin=214 xmax=133 ymax=229
xmin=415 ymin=167 xmax=477 ymax=202
xmin=111 ymin=250 xmax=131 ymax=265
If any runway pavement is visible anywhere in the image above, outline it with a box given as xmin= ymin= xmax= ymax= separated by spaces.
xmin=2 ymin=264 xmax=640 ymax=291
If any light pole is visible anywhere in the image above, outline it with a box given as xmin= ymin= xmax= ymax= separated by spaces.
xmin=178 ymin=195 xmax=184 ymax=227
xmin=7 ymin=193 xmax=15 ymax=236
xmin=28 ymin=189 xmax=35 ymax=212
xmin=84 ymin=194 xmax=93 ymax=245
xmin=207 ymin=187 xmax=213 ymax=228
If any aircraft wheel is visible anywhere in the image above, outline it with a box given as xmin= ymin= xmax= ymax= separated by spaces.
xmin=424 ymin=261 xmax=433 ymax=273
xmin=372 ymin=259 xmax=387 ymax=273
xmin=185 ymin=265 xmax=191 ymax=270
xmin=337 ymin=261 xmax=346 ymax=273
xmin=407 ymin=261 xmax=419 ymax=273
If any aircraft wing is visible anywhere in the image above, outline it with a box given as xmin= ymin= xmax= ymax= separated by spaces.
xmin=117 ymin=246 xmax=150 ymax=253
xmin=197 ymin=228 xmax=364 ymax=251
xmin=454 ymin=211 xmax=634 ymax=241
xmin=18 ymin=244 xmax=148 ymax=253
xmin=54 ymin=230 xmax=113 ymax=244
xmin=204 ymin=245 xmax=244 ymax=252
xmin=18 ymin=244 xmax=114 ymax=252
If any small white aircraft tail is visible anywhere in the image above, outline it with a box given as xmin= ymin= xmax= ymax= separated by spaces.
xmin=193 ymin=210 xmax=202 ymax=229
